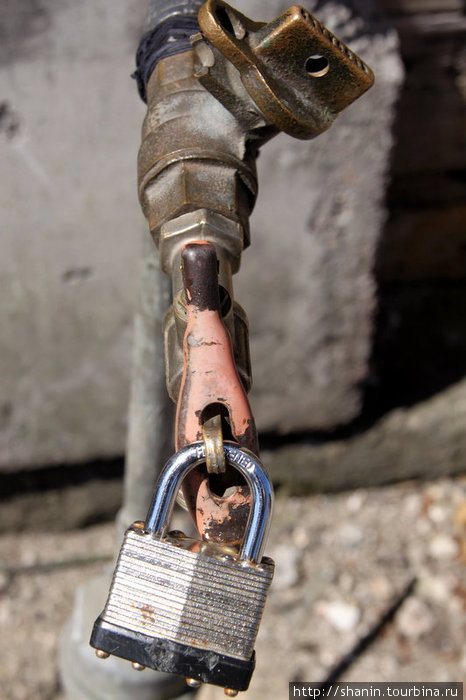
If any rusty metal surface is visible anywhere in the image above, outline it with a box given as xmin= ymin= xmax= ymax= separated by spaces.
xmin=196 ymin=0 xmax=374 ymax=138
xmin=160 ymin=210 xmax=252 ymax=403
xmin=175 ymin=242 xmax=258 ymax=543
xmin=164 ymin=293 xmax=251 ymax=404
xmin=175 ymin=242 xmax=258 ymax=453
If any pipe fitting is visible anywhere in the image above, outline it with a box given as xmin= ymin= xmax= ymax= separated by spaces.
xmin=138 ymin=50 xmax=257 ymax=249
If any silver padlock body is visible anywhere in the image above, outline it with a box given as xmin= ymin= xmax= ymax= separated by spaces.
xmin=100 ymin=525 xmax=274 ymax=661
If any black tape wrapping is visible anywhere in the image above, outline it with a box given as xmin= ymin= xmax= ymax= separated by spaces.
xmin=133 ymin=15 xmax=201 ymax=102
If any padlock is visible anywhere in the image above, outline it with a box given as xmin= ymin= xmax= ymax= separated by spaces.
xmin=90 ymin=441 xmax=274 ymax=693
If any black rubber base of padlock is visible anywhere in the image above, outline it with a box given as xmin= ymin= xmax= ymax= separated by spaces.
xmin=91 ymin=617 xmax=255 ymax=691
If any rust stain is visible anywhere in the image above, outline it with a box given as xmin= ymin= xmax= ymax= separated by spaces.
xmin=138 ymin=604 xmax=156 ymax=624
xmin=175 ymin=242 xmax=258 ymax=543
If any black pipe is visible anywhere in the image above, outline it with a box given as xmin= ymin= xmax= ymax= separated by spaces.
xmin=134 ymin=0 xmax=204 ymax=102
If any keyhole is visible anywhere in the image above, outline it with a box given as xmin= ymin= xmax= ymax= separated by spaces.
xmin=305 ymin=54 xmax=330 ymax=77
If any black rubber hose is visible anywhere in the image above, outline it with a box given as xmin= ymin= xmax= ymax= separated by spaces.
xmin=134 ymin=0 xmax=204 ymax=102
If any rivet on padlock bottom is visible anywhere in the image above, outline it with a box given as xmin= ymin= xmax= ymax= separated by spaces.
xmin=90 ymin=442 xmax=274 ymax=693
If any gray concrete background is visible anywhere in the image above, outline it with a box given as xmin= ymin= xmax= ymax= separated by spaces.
xmin=0 ymin=0 xmax=402 ymax=470
xmin=1 ymin=0 xmax=147 ymax=469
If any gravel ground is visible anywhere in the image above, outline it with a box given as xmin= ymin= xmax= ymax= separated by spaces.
xmin=0 ymin=476 xmax=464 ymax=700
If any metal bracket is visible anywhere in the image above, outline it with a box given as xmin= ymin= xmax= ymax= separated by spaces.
xmin=194 ymin=0 xmax=374 ymax=139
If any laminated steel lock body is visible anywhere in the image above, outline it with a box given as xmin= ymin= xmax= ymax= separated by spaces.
xmin=91 ymin=442 xmax=274 ymax=692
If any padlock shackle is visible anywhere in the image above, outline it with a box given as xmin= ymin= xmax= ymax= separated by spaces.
xmin=145 ymin=442 xmax=273 ymax=563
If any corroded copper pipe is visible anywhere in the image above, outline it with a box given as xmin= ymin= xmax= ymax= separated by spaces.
xmin=176 ymin=242 xmax=258 ymax=543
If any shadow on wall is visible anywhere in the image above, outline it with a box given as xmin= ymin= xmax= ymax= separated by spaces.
xmin=367 ymin=1 xmax=466 ymax=421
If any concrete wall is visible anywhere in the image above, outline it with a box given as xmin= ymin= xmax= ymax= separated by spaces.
xmin=1 ymin=0 xmax=146 ymax=469
xmin=0 ymin=0 xmax=402 ymax=470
